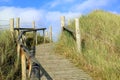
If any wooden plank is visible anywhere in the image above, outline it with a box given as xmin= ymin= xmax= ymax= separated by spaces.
xmin=14 ymin=28 xmax=46 ymax=31
xmin=75 ymin=18 xmax=81 ymax=53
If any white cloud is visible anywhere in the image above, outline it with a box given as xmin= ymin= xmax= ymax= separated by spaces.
xmin=110 ymin=11 xmax=119 ymax=15
xmin=46 ymin=0 xmax=75 ymax=8
xmin=0 ymin=6 xmax=80 ymax=26
xmin=0 ymin=6 xmax=80 ymax=41
xmin=0 ymin=0 xmax=114 ymax=40
xmin=0 ymin=7 xmax=45 ymax=27
xmin=71 ymin=0 xmax=109 ymax=12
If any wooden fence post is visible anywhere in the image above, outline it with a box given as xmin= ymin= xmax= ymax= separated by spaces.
xmin=16 ymin=18 xmax=21 ymax=68
xmin=49 ymin=26 xmax=52 ymax=43
xmin=45 ymin=31 xmax=48 ymax=43
xmin=45 ymin=31 xmax=48 ymax=38
xmin=16 ymin=18 xmax=20 ymax=36
xmin=16 ymin=18 xmax=20 ymax=56
xmin=43 ymin=29 xmax=45 ymax=43
xmin=75 ymin=18 xmax=81 ymax=53
xmin=21 ymin=48 xmax=27 ymax=80
xmin=61 ymin=16 xmax=65 ymax=32
xmin=32 ymin=21 xmax=37 ymax=45
xmin=10 ymin=18 xmax=14 ymax=39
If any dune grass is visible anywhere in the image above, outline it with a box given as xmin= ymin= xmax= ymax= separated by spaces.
xmin=0 ymin=31 xmax=21 ymax=80
xmin=56 ymin=10 xmax=120 ymax=80
xmin=0 ymin=30 xmax=48 ymax=80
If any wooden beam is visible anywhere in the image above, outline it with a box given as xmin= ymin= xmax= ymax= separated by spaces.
xmin=63 ymin=27 xmax=76 ymax=40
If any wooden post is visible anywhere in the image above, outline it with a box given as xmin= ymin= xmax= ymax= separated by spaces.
xmin=16 ymin=18 xmax=20 ymax=68
xmin=28 ymin=59 xmax=32 ymax=78
xmin=10 ymin=18 xmax=14 ymax=39
xmin=49 ymin=26 xmax=52 ymax=43
xmin=43 ymin=29 xmax=45 ymax=43
xmin=75 ymin=18 xmax=81 ymax=53
xmin=45 ymin=31 xmax=48 ymax=42
xmin=32 ymin=21 xmax=37 ymax=45
xmin=16 ymin=18 xmax=20 ymax=36
xmin=21 ymin=48 xmax=27 ymax=80
xmin=61 ymin=16 xmax=65 ymax=31
xmin=32 ymin=21 xmax=35 ymax=29
xmin=45 ymin=31 xmax=48 ymax=38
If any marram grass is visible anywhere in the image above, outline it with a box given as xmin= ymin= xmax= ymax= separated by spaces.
xmin=56 ymin=10 xmax=120 ymax=80
xmin=0 ymin=30 xmax=21 ymax=80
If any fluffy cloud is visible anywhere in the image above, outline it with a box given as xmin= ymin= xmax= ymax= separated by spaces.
xmin=0 ymin=7 xmax=45 ymax=27
xmin=46 ymin=0 xmax=75 ymax=8
xmin=0 ymin=0 xmax=114 ymax=41
xmin=0 ymin=6 xmax=80 ymax=41
xmin=71 ymin=0 xmax=109 ymax=12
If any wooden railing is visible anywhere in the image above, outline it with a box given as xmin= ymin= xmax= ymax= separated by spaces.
xmin=63 ymin=26 xmax=76 ymax=40
xmin=9 ymin=18 xmax=53 ymax=80
xmin=61 ymin=16 xmax=81 ymax=53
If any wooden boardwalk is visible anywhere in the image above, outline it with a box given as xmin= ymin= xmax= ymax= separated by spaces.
xmin=36 ymin=43 xmax=93 ymax=80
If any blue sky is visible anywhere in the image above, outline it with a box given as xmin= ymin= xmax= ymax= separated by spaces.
xmin=0 ymin=0 xmax=120 ymax=40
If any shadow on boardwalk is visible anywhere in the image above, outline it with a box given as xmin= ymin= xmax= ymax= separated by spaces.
xmin=39 ymin=62 xmax=53 ymax=80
